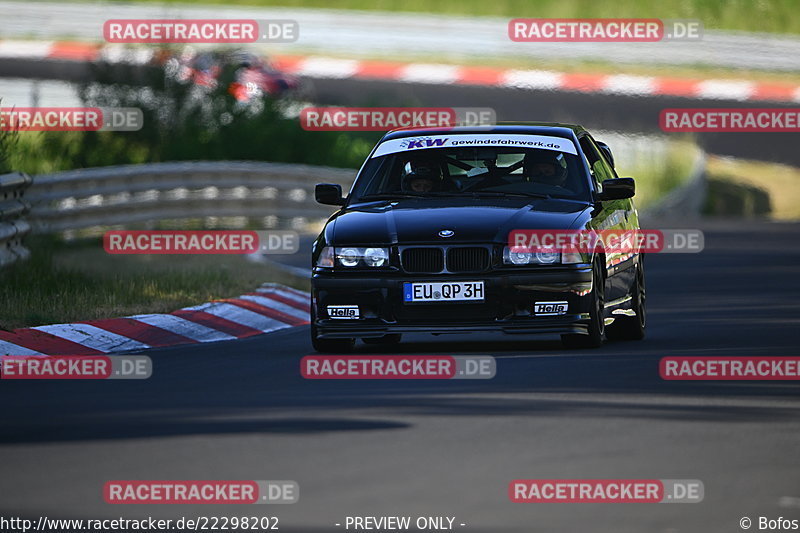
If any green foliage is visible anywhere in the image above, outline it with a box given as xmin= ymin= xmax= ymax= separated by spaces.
xmin=0 ymin=99 xmax=18 ymax=174
xmin=8 ymin=59 xmax=378 ymax=174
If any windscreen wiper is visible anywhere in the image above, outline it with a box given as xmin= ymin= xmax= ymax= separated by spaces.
xmin=460 ymin=191 xmax=551 ymax=199
xmin=356 ymin=193 xmax=426 ymax=201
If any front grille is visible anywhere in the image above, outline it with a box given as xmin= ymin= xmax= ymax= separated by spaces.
xmin=402 ymin=248 xmax=444 ymax=273
xmin=446 ymin=247 xmax=490 ymax=273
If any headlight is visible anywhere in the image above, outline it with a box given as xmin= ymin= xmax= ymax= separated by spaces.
xmin=505 ymin=247 xmax=535 ymax=265
xmin=338 ymin=247 xmax=361 ymax=267
xmin=535 ymin=249 xmax=559 ymax=264
xmin=363 ymin=247 xmax=389 ymax=267
xmin=323 ymin=247 xmax=391 ymax=268
xmin=503 ymin=246 xmax=565 ymax=265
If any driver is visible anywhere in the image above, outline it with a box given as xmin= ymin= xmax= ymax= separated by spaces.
xmin=401 ymin=159 xmax=443 ymax=193
xmin=524 ymin=151 xmax=569 ymax=187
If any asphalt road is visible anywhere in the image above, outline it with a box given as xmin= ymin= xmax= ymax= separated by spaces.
xmin=1 ymin=218 xmax=799 ymax=533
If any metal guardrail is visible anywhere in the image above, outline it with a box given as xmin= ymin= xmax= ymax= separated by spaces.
xmin=26 ymin=161 xmax=356 ymax=233
xmin=0 ymin=171 xmax=32 ymax=267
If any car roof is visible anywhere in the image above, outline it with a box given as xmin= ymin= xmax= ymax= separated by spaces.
xmin=382 ymin=122 xmax=587 ymax=141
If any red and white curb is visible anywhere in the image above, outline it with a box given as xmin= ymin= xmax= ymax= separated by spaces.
xmin=1 ymin=40 xmax=799 ymax=103
xmin=273 ymin=56 xmax=800 ymax=103
xmin=0 ymin=283 xmax=310 ymax=356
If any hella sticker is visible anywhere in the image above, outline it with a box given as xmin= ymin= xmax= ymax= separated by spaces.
xmin=327 ymin=305 xmax=360 ymax=319
xmin=534 ymin=301 xmax=568 ymax=316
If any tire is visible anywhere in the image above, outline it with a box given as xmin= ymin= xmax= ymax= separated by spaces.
xmin=310 ymin=307 xmax=354 ymax=353
xmin=606 ymin=258 xmax=646 ymax=341
xmin=561 ymin=257 xmax=605 ymax=349
xmin=362 ymin=334 xmax=402 ymax=345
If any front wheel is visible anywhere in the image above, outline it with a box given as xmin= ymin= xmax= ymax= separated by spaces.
xmin=561 ymin=258 xmax=605 ymax=349
xmin=606 ymin=258 xmax=646 ymax=341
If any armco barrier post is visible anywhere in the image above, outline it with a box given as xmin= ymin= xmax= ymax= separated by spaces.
xmin=0 ymin=172 xmax=32 ymax=268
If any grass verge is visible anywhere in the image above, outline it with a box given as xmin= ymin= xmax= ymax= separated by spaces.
xmin=119 ymin=0 xmax=800 ymax=35
xmin=615 ymin=139 xmax=701 ymax=210
xmin=705 ymin=156 xmax=800 ymax=220
xmin=0 ymin=236 xmax=308 ymax=330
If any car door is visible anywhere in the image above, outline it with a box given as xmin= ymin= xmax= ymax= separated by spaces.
xmin=578 ymin=134 xmax=635 ymax=301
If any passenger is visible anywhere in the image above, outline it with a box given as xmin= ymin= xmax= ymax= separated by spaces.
xmin=524 ymin=151 xmax=569 ymax=187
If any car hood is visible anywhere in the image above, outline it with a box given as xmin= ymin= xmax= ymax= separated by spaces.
xmin=331 ymin=197 xmax=591 ymax=244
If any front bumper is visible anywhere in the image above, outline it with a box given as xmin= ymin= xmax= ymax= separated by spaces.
xmin=312 ymin=266 xmax=594 ymax=339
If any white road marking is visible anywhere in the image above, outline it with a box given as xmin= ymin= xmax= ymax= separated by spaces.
xmin=129 ymin=314 xmax=236 ymax=342
xmin=32 ymin=324 xmax=148 ymax=353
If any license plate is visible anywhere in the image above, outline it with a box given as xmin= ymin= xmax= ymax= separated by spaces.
xmin=403 ymin=281 xmax=484 ymax=303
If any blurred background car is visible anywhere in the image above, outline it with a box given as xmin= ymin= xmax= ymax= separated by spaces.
xmin=164 ymin=48 xmax=302 ymax=102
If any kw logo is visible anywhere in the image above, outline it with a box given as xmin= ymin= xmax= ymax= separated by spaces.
xmin=400 ymin=137 xmax=448 ymax=149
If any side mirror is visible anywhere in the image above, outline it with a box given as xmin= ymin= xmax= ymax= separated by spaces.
xmin=598 ymin=177 xmax=635 ymax=201
xmin=315 ymin=183 xmax=345 ymax=206
xmin=596 ymin=141 xmax=615 ymax=168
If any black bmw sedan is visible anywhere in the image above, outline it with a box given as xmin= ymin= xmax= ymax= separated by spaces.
xmin=310 ymin=124 xmax=646 ymax=352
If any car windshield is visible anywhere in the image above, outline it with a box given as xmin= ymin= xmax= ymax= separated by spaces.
xmin=350 ymin=144 xmax=590 ymax=202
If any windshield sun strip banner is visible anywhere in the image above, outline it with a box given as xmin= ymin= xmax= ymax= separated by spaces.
xmin=370 ymin=134 xmax=579 ymax=158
